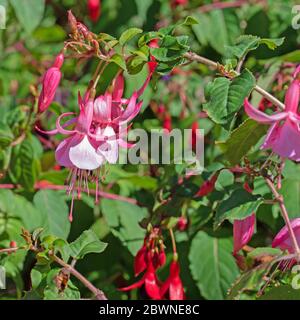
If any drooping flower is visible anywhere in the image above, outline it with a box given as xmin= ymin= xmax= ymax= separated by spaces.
xmin=177 ymin=216 xmax=188 ymax=231
xmin=160 ymin=260 xmax=184 ymax=300
xmin=87 ymin=0 xmax=101 ymax=22
xmin=38 ymin=53 xmax=64 ymax=113
xmin=272 ymin=218 xmax=300 ymax=253
xmin=190 ymin=121 xmax=199 ymax=150
xmin=120 ymin=258 xmax=162 ymax=300
xmin=244 ymin=67 xmax=300 ymax=161
xmin=120 ymin=227 xmax=165 ymax=299
xmin=233 ymin=213 xmax=256 ymax=254
xmin=37 ymin=62 xmax=155 ymax=221
xmin=195 ymin=172 xmax=219 ymax=197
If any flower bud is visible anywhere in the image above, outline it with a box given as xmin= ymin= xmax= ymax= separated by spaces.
xmin=38 ymin=67 xmax=62 ymax=113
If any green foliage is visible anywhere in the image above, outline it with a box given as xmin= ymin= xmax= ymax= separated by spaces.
xmin=203 ymin=69 xmax=256 ymax=125
xmin=217 ymin=119 xmax=268 ymax=165
xmin=214 ymin=188 xmax=263 ymax=229
xmin=10 ymin=0 xmax=45 ymax=34
xmin=69 ymin=230 xmax=107 ymax=259
xmin=189 ymin=231 xmax=239 ymax=300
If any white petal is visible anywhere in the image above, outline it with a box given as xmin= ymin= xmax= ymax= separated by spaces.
xmin=69 ymin=135 xmax=104 ymax=170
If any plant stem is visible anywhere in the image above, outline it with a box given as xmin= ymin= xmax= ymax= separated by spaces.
xmin=0 ymin=247 xmax=19 ymax=254
xmin=199 ymin=0 xmax=266 ymax=13
xmin=49 ymin=251 xmax=107 ymax=300
xmin=183 ymin=52 xmax=285 ymax=110
xmin=0 ymin=183 xmax=137 ymax=205
xmin=169 ymin=228 xmax=177 ymax=255
xmin=265 ymin=177 xmax=300 ymax=260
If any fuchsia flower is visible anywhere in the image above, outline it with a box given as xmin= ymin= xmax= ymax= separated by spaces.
xmin=160 ymin=260 xmax=185 ymax=300
xmin=244 ymin=66 xmax=300 ymax=161
xmin=38 ymin=53 xmax=64 ymax=113
xmin=120 ymin=258 xmax=162 ymax=300
xmin=120 ymin=228 xmax=165 ymax=299
xmin=87 ymin=0 xmax=101 ymax=22
xmin=233 ymin=213 xmax=256 ymax=254
xmin=37 ymin=62 xmax=155 ymax=221
xmin=272 ymin=218 xmax=300 ymax=253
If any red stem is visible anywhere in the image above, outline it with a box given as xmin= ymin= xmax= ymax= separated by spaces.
xmin=0 ymin=183 xmax=137 ymax=205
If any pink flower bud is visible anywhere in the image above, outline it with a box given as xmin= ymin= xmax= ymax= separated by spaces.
xmin=88 ymin=0 xmax=101 ymax=22
xmin=38 ymin=67 xmax=62 ymax=113
xmin=195 ymin=172 xmax=219 ymax=197
xmin=243 ymin=182 xmax=253 ymax=194
xmin=233 ymin=213 xmax=256 ymax=254
xmin=177 ymin=216 xmax=188 ymax=231
xmin=10 ymin=241 xmax=17 ymax=248
xmin=53 ymin=53 xmax=64 ymax=69
xmin=158 ymin=248 xmax=166 ymax=267
xmin=163 ymin=114 xmax=172 ymax=132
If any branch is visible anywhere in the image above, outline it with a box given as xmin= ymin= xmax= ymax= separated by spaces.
xmin=183 ymin=52 xmax=285 ymax=110
xmin=0 ymin=247 xmax=19 ymax=254
xmin=199 ymin=0 xmax=266 ymax=13
xmin=265 ymin=177 xmax=300 ymax=260
xmin=49 ymin=251 xmax=107 ymax=300
xmin=0 ymin=183 xmax=137 ymax=205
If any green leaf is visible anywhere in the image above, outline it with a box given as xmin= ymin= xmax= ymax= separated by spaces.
xmin=259 ymin=37 xmax=285 ymax=50
xmin=119 ymin=27 xmax=143 ymax=46
xmin=280 ymin=179 xmax=300 ymax=219
xmin=259 ymin=285 xmax=300 ymax=300
xmin=217 ymin=119 xmax=268 ymax=165
xmin=134 ymin=0 xmax=153 ymax=24
xmin=150 ymin=47 xmax=186 ymax=62
xmin=189 ymin=231 xmax=239 ymax=300
xmin=69 ymin=230 xmax=107 ymax=259
xmin=0 ymin=122 xmax=14 ymax=148
xmin=193 ymin=10 xmax=240 ymax=55
xmin=10 ymin=0 xmax=45 ymax=34
xmin=33 ymin=25 xmax=66 ymax=43
xmin=203 ymin=69 xmax=256 ymax=125
xmin=214 ymin=188 xmax=263 ymax=229
xmin=248 ymin=247 xmax=282 ymax=259
xmin=18 ymin=139 xmax=39 ymax=190
xmin=225 ymin=35 xmax=260 ymax=59
xmin=100 ymin=199 xmax=148 ymax=255
xmin=182 ymin=16 xmax=199 ymax=26
xmin=109 ymin=53 xmax=127 ymax=71
xmin=126 ymin=55 xmax=146 ymax=75
xmin=227 ymin=265 xmax=266 ymax=300
xmin=225 ymin=35 xmax=285 ymax=59
xmin=33 ymin=190 xmax=70 ymax=240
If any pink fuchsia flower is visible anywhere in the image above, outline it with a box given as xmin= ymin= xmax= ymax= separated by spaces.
xmin=87 ymin=0 xmax=101 ymax=22
xmin=272 ymin=218 xmax=300 ymax=253
xmin=38 ymin=53 xmax=64 ymax=113
xmin=160 ymin=260 xmax=185 ymax=300
xmin=244 ymin=68 xmax=300 ymax=161
xmin=233 ymin=213 xmax=256 ymax=254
